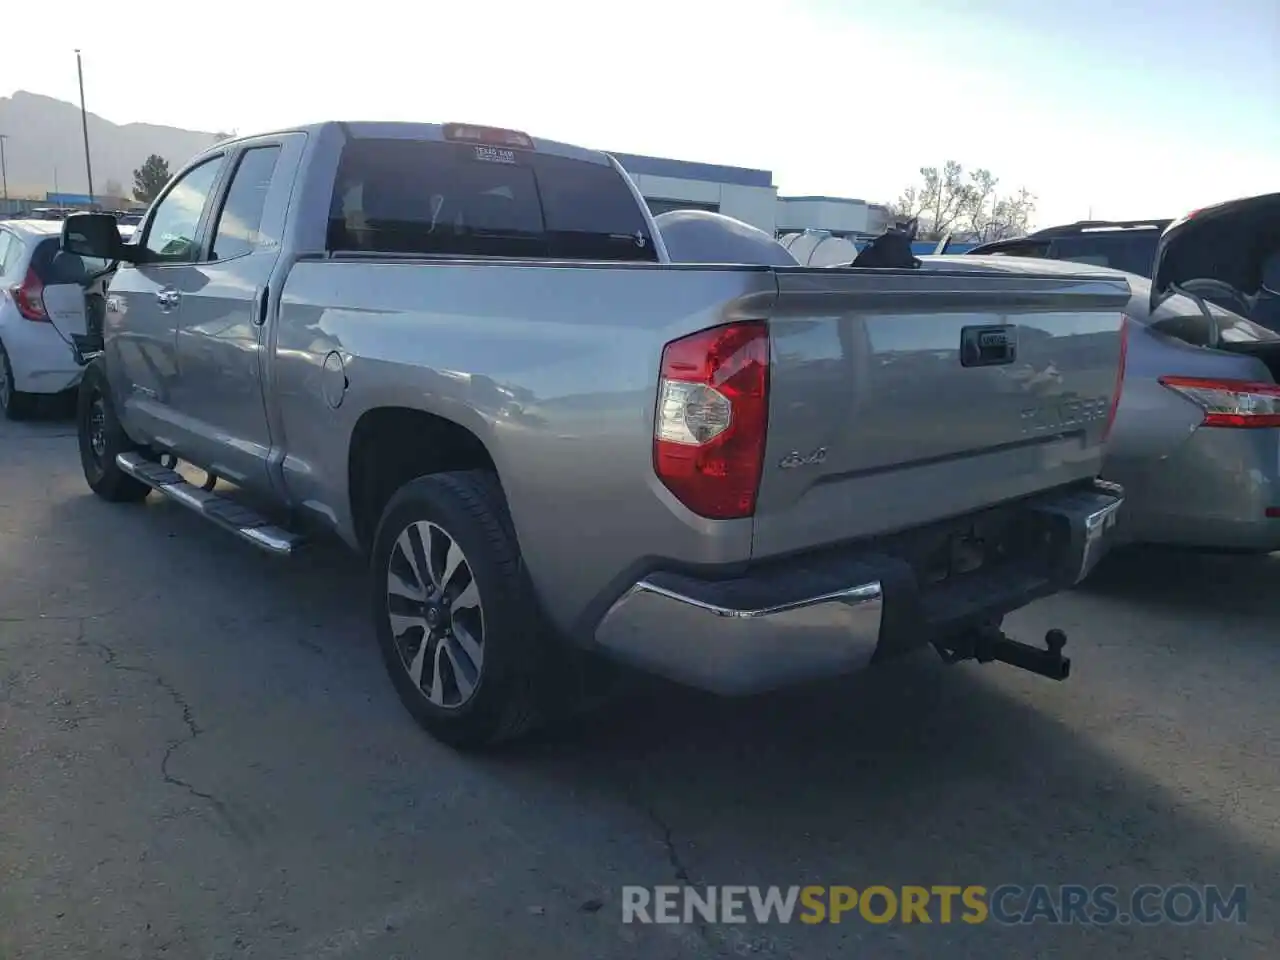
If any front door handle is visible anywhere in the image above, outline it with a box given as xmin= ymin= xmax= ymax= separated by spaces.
xmin=156 ymin=288 xmax=180 ymax=309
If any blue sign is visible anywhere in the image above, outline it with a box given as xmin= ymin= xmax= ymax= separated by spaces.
xmin=44 ymin=192 xmax=95 ymax=205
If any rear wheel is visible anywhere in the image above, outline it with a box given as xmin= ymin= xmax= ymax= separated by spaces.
xmin=370 ymin=470 xmax=554 ymax=749
xmin=77 ymin=362 xmax=151 ymax=503
xmin=0 ymin=340 xmax=37 ymax=421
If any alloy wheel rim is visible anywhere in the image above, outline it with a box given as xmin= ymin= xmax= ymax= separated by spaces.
xmin=88 ymin=396 xmax=108 ymax=460
xmin=385 ymin=520 xmax=485 ymax=709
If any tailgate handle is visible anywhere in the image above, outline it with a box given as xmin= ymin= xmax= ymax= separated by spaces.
xmin=961 ymin=325 xmax=1017 ymax=367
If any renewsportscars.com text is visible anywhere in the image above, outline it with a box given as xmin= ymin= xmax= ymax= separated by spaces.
xmin=621 ymin=884 xmax=1247 ymax=926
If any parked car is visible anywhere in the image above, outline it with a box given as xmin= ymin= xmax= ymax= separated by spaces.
xmin=926 ymin=191 xmax=1280 ymax=554
xmin=59 ymin=120 xmax=1129 ymax=749
xmin=960 ymin=215 xmax=1280 ymax=334
xmin=0 ymin=219 xmax=108 ymax=419
xmin=23 ymin=207 xmax=77 ymax=222
xmin=963 ymin=219 xmax=1170 ymax=277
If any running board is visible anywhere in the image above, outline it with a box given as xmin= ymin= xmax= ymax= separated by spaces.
xmin=115 ymin=452 xmax=303 ymax=557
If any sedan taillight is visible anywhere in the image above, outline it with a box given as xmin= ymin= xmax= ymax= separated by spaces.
xmin=1158 ymin=375 xmax=1280 ymax=428
xmin=8 ymin=267 xmax=49 ymax=322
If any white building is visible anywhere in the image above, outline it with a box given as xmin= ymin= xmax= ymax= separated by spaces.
xmin=611 ymin=152 xmax=890 ymax=239
xmin=776 ymin=195 xmax=893 ymax=239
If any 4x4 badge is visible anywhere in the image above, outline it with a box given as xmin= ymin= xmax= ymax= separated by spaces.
xmin=779 ymin=447 xmax=827 ymax=469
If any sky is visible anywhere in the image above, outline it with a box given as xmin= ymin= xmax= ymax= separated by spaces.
xmin=2 ymin=0 xmax=1277 ymax=227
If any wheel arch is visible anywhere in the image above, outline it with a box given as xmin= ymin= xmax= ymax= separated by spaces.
xmin=346 ymin=406 xmax=503 ymax=554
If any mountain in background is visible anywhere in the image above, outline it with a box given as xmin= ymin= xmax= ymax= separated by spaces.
xmin=0 ymin=90 xmax=221 ymax=200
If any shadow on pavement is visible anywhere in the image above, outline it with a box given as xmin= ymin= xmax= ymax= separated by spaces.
xmin=1079 ymin=545 xmax=1280 ymax=619
xmin=11 ymin=485 xmax=1277 ymax=960
xmin=499 ymin=654 xmax=1275 ymax=956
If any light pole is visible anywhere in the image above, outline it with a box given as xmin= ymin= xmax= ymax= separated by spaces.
xmin=75 ymin=49 xmax=96 ymax=206
xmin=0 ymin=133 xmax=8 ymax=202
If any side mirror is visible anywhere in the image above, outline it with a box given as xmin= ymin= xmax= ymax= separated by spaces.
xmin=61 ymin=212 xmax=138 ymax=264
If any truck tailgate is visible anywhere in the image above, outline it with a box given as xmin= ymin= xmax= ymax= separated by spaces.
xmin=753 ymin=267 xmax=1131 ymax=558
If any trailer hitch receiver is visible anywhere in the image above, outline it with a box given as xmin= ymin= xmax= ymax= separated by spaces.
xmin=936 ymin=624 xmax=1071 ymax=681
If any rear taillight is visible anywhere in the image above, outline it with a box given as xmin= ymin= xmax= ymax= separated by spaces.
xmin=8 ymin=267 xmax=49 ymax=322
xmin=1158 ymin=376 xmax=1280 ymax=428
xmin=653 ymin=321 xmax=770 ymax=520
xmin=1102 ymin=315 xmax=1130 ymax=443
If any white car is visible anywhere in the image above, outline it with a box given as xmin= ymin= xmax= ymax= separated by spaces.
xmin=0 ymin=219 xmax=109 ymax=419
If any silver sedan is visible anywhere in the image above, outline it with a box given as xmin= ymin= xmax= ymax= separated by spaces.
xmin=925 ymin=191 xmax=1280 ymax=553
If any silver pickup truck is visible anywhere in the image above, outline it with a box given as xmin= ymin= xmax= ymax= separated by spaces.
xmin=60 ymin=121 xmax=1129 ymax=749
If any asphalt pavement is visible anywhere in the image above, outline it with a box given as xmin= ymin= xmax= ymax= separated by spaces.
xmin=1 ymin=412 xmax=1277 ymax=960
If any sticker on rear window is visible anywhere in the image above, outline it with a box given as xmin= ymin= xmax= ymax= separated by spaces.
xmin=474 ymin=145 xmax=517 ymax=165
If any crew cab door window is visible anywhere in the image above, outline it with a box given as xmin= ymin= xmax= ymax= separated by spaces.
xmin=140 ymin=157 xmax=223 ymax=263
xmin=208 ymin=146 xmax=282 ymax=261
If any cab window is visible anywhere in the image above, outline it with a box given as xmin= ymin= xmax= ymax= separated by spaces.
xmin=141 ymin=157 xmax=224 ymax=263
xmin=209 ymin=146 xmax=282 ymax=261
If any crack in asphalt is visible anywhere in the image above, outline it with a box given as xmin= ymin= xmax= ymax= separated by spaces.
xmin=648 ymin=805 xmax=694 ymax=884
xmin=643 ymin=801 xmax=786 ymax=957
xmin=79 ymin=619 xmax=231 ymax=821
xmin=644 ymin=803 xmax=721 ymax=952
xmin=0 ymin=611 xmax=120 ymax=623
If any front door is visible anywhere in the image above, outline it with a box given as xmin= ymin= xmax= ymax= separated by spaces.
xmin=105 ymin=155 xmax=226 ymax=447
xmin=169 ymin=136 xmax=301 ymax=494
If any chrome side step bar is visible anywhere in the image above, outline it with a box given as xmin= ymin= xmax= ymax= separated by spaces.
xmin=115 ymin=452 xmax=303 ymax=557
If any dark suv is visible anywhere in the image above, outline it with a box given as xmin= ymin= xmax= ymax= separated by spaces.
xmin=964 ymin=219 xmax=1171 ymax=278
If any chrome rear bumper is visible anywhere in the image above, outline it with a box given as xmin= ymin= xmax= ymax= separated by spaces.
xmin=594 ymin=579 xmax=884 ymax=695
xmin=592 ymin=480 xmax=1123 ymax=695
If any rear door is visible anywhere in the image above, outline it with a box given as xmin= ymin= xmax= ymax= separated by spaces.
xmin=169 ymin=134 xmax=303 ymax=492
xmin=106 ymin=154 xmax=227 ymax=445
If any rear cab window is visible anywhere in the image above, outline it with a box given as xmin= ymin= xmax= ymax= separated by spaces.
xmin=327 ymin=136 xmax=657 ymax=262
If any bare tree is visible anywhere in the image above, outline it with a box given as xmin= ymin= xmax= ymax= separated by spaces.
xmin=893 ymin=161 xmax=974 ymax=240
xmin=965 ymin=170 xmax=1037 ymax=243
xmin=893 ymin=161 xmax=1036 ymax=241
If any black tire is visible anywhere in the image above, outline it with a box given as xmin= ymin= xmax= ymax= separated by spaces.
xmin=370 ymin=470 xmax=553 ymax=749
xmin=0 ymin=339 xmax=37 ymax=421
xmin=77 ymin=361 xmax=151 ymax=503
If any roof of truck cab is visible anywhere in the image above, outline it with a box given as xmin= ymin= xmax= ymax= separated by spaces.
xmin=215 ymin=121 xmax=612 ymax=166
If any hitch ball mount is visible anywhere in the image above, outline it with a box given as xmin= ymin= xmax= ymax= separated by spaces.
xmin=936 ymin=624 xmax=1071 ymax=681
